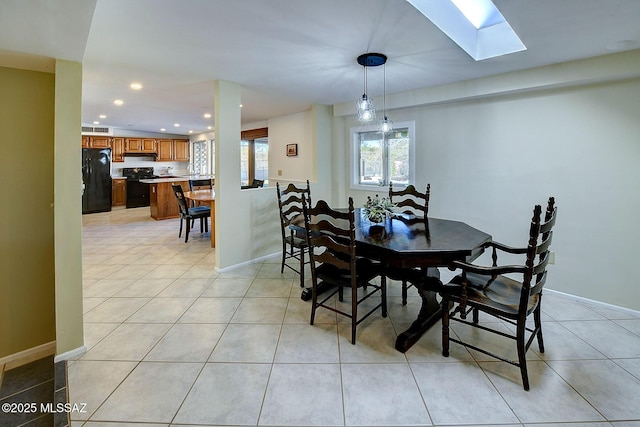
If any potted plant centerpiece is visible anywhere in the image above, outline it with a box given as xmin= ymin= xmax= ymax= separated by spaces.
xmin=363 ymin=195 xmax=396 ymax=235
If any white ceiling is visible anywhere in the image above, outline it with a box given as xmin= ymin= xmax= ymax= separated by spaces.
xmin=1 ymin=0 xmax=639 ymax=135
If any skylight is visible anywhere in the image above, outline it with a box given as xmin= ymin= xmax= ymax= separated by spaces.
xmin=406 ymin=0 xmax=526 ymax=61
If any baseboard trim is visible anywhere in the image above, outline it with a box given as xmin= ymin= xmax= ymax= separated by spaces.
xmin=54 ymin=345 xmax=87 ymax=363
xmin=0 ymin=341 xmax=57 ymax=371
xmin=215 ymin=251 xmax=280 ymax=273
xmin=546 ymin=288 xmax=640 ymax=315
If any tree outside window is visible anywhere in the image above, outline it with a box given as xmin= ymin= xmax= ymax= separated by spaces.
xmin=352 ymin=123 xmax=413 ymax=189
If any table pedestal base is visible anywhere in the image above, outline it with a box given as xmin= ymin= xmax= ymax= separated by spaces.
xmin=395 ymin=275 xmax=443 ymax=353
xmin=300 ymin=281 xmax=333 ymax=301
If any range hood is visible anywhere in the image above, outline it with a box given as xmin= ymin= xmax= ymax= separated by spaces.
xmin=124 ymin=152 xmax=157 ymax=159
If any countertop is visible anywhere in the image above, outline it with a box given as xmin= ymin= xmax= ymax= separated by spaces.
xmin=140 ymin=175 xmax=214 ymax=184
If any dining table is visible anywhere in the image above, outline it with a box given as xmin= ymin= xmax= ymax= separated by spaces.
xmin=183 ymin=189 xmax=216 ymax=248
xmin=294 ymin=208 xmax=491 ymax=353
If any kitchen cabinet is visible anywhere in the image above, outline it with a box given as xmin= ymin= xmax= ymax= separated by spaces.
xmin=82 ymin=136 xmax=111 ymax=149
xmin=156 ymin=139 xmax=173 ymax=161
xmin=149 ymin=180 xmax=189 ymax=220
xmin=156 ymin=138 xmax=190 ymax=162
xmin=125 ymin=138 xmax=157 ymax=153
xmin=173 ymin=139 xmax=190 ymax=161
xmin=88 ymin=136 xmax=111 ymax=148
xmin=112 ymin=178 xmax=126 ymax=206
xmin=111 ymin=137 xmax=125 ymax=162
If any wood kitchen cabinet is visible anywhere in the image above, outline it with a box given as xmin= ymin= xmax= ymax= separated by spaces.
xmin=156 ymin=139 xmax=173 ymax=161
xmin=111 ymin=137 xmax=125 ymax=162
xmin=112 ymin=178 xmax=127 ymax=206
xmin=82 ymin=136 xmax=111 ymax=149
xmin=149 ymin=180 xmax=189 ymax=220
xmin=156 ymin=138 xmax=190 ymax=162
xmin=173 ymin=139 xmax=190 ymax=161
xmin=88 ymin=136 xmax=111 ymax=148
xmin=125 ymin=138 xmax=157 ymax=153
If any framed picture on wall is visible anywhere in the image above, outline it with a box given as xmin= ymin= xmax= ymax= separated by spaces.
xmin=286 ymin=144 xmax=298 ymax=156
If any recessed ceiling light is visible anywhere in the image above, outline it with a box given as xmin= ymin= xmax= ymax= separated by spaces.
xmin=99 ymin=114 xmax=107 ymax=119
xmin=203 ymin=113 xmax=211 ymax=119
xmin=130 ymin=82 xmax=142 ymax=90
xmin=93 ymin=121 xmax=100 ymax=125
xmin=207 ymin=126 xmax=212 ymax=130
xmin=160 ymin=128 xmax=166 ymax=132
xmin=189 ymin=130 xmax=193 ymax=134
xmin=114 ymin=99 xmax=124 ymax=106
xmin=174 ymin=123 xmax=180 ymax=127
xmin=239 ymin=104 xmax=243 ymax=108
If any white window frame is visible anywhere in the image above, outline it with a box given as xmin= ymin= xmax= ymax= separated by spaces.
xmin=350 ymin=121 xmax=415 ymax=191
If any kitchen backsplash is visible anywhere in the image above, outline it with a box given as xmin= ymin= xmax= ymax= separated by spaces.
xmin=112 ymin=157 xmax=189 ymax=177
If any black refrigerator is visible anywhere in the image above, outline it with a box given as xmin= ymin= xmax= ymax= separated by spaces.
xmin=82 ymin=148 xmax=112 ymax=214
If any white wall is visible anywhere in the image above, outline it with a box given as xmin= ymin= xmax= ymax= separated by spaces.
xmin=268 ymin=111 xmax=312 ymax=184
xmin=336 ymin=51 xmax=640 ymax=311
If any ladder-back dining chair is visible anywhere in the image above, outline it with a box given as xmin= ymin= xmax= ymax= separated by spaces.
xmin=276 ymin=180 xmax=311 ymax=287
xmin=440 ymin=197 xmax=557 ymax=390
xmin=387 ymin=182 xmax=439 ymax=304
xmin=303 ymin=197 xmax=387 ymax=344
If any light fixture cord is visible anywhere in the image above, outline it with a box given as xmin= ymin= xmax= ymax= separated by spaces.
xmin=383 ymin=62 xmax=387 ymax=116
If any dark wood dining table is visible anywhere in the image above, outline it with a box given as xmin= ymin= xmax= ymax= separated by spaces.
xmin=293 ymin=208 xmax=491 ymax=353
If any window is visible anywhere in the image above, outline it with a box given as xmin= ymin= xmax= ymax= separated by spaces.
xmin=351 ymin=121 xmax=414 ymax=190
xmin=190 ymin=140 xmax=214 ymax=175
xmin=240 ymin=127 xmax=269 ymax=186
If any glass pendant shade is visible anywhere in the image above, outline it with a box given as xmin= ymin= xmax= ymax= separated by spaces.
xmin=377 ymin=115 xmax=393 ymax=133
xmin=357 ymin=94 xmax=375 ymax=121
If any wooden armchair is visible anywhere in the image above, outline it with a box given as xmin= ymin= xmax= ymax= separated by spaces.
xmin=440 ymin=197 xmax=557 ymax=390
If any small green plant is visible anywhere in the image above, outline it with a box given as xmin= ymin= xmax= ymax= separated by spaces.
xmin=364 ymin=195 xmax=396 ymax=223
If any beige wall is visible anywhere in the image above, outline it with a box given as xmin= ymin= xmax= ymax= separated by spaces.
xmin=0 ymin=66 xmax=56 ymax=358
xmin=54 ymin=60 xmax=84 ymax=358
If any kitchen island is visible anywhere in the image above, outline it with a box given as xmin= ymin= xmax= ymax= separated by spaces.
xmin=140 ymin=175 xmax=214 ymax=221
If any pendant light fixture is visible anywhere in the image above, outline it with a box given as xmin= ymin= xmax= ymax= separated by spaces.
xmin=377 ymin=61 xmax=393 ymax=133
xmin=356 ymin=53 xmax=387 ymax=122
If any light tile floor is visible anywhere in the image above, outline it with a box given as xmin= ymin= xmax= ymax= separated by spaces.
xmin=68 ymin=207 xmax=640 ymax=426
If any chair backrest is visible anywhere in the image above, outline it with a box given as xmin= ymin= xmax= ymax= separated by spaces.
xmin=189 ymin=179 xmax=212 ymax=191
xmin=389 ymin=182 xmax=430 ymax=217
xmin=303 ymin=197 xmax=356 ymax=278
xmin=276 ymin=180 xmax=311 ymax=234
xmin=171 ymin=183 xmax=189 ymax=215
xmin=523 ymin=197 xmax=557 ymax=302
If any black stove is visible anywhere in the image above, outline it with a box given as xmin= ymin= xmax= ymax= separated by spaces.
xmin=122 ymin=167 xmax=158 ymax=208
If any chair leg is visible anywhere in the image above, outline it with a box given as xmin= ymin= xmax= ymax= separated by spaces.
xmin=517 ymin=319 xmax=530 ymax=391
xmin=178 ymin=217 xmax=183 ymax=238
xmin=534 ymin=302 xmax=545 ymax=353
xmin=204 ymin=216 xmax=208 ymax=232
xmin=402 ymin=280 xmax=408 ymax=305
xmin=351 ymin=285 xmax=357 ymax=344
xmin=281 ymin=242 xmax=287 ymax=273
xmin=442 ymin=298 xmax=450 ymax=357
xmin=299 ymin=248 xmax=305 ymax=288
xmin=185 ymin=216 xmax=191 ymax=243
xmin=381 ymin=276 xmax=388 ymax=317
xmin=310 ymin=280 xmax=317 ymax=326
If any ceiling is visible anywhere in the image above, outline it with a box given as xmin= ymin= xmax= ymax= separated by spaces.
xmin=1 ymin=0 xmax=639 ymax=136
